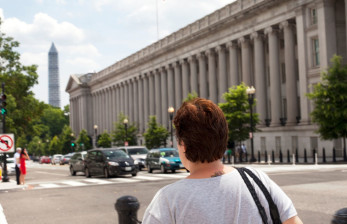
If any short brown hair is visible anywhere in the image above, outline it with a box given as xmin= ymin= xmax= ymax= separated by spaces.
xmin=173 ymin=98 xmax=228 ymax=163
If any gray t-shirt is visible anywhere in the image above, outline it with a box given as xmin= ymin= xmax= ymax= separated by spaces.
xmin=142 ymin=168 xmax=297 ymax=224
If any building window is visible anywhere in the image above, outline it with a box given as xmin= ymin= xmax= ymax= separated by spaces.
xmin=310 ymin=8 xmax=317 ymax=25
xmin=312 ymin=38 xmax=320 ymax=67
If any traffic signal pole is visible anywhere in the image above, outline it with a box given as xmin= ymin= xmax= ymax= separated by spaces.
xmin=2 ymin=82 xmax=9 ymax=182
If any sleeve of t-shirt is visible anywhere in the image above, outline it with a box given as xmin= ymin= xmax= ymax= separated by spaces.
xmin=250 ymin=168 xmax=298 ymax=222
xmin=142 ymin=188 xmax=173 ymax=224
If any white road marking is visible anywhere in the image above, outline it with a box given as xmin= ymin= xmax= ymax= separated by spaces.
xmin=35 ymin=171 xmax=66 ymax=176
xmin=61 ymin=181 xmax=87 ymax=186
xmin=111 ymin=178 xmax=140 ymax=183
xmin=83 ymin=179 xmax=113 ymax=184
xmin=39 ymin=183 xmax=61 ymax=188
xmin=151 ymin=174 xmax=187 ymax=179
xmin=133 ymin=176 xmax=163 ymax=180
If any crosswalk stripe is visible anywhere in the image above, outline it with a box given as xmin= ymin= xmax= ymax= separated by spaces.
xmin=39 ymin=183 xmax=61 ymax=188
xmin=83 ymin=179 xmax=113 ymax=184
xmin=61 ymin=181 xmax=88 ymax=186
xmin=112 ymin=178 xmax=140 ymax=183
xmin=150 ymin=174 xmax=186 ymax=179
xmin=133 ymin=176 xmax=163 ymax=180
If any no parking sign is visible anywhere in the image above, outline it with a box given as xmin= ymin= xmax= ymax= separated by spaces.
xmin=0 ymin=134 xmax=15 ymax=153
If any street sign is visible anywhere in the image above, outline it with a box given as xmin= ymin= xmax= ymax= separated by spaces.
xmin=0 ymin=134 xmax=15 ymax=153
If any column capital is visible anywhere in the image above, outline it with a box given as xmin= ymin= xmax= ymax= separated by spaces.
xmin=250 ymin=32 xmax=265 ymax=41
xmin=173 ymin=61 xmax=181 ymax=68
xmin=264 ymin=26 xmax=279 ymax=36
xmin=238 ymin=37 xmax=250 ymax=47
xmin=226 ymin=41 xmax=238 ymax=49
xmin=279 ymin=21 xmax=296 ymax=30
xmin=196 ymin=52 xmax=206 ymax=60
xmin=215 ymin=45 xmax=226 ymax=53
xmin=179 ymin=59 xmax=188 ymax=65
xmin=188 ymin=55 xmax=197 ymax=63
xmin=205 ymin=48 xmax=215 ymax=56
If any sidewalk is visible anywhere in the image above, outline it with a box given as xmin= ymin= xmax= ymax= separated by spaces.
xmin=0 ymin=179 xmax=29 ymax=191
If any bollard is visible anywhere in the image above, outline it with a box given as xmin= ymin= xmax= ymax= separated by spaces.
xmin=279 ymin=149 xmax=283 ymax=163
xmin=115 ymin=195 xmax=141 ymax=224
xmin=315 ymin=153 xmax=318 ymax=165
xmin=323 ymin=148 xmax=326 ymax=163
xmin=287 ymin=149 xmax=290 ymax=163
xmin=304 ymin=148 xmax=307 ymax=163
xmin=331 ymin=208 xmax=347 ymax=224
xmin=272 ymin=150 xmax=275 ymax=164
xmin=258 ymin=151 xmax=260 ymax=163
xmin=292 ymin=154 xmax=295 ymax=166
xmin=245 ymin=152 xmax=248 ymax=162
xmin=313 ymin=149 xmax=316 ymax=163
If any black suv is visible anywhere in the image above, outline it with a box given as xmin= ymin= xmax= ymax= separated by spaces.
xmin=84 ymin=148 xmax=138 ymax=178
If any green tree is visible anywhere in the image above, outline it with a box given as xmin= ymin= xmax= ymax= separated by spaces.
xmin=112 ymin=113 xmax=138 ymax=146
xmin=219 ymin=83 xmax=259 ymax=147
xmin=39 ymin=106 xmax=69 ymax=137
xmin=144 ymin=116 xmax=169 ymax=149
xmin=27 ymin=136 xmax=42 ymax=156
xmin=183 ymin=91 xmax=198 ymax=102
xmin=60 ymin=125 xmax=75 ymax=154
xmin=76 ymin=129 xmax=92 ymax=151
xmin=98 ymin=131 xmax=112 ymax=148
xmin=49 ymin=136 xmax=62 ymax=155
xmin=307 ymin=55 xmax=347 ymax=159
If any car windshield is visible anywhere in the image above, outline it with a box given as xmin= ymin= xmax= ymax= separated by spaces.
xmin=6 ymin=159 xmax=14 ymax=163
xmin=103 ymin=150 xmax=130 ymax=159
xmin=160 ymin=150 xmax=179 ymax=157
xmin=64 ymin=156 xmax=71 ymax=159
xmin=127 ymin=148 xmax=148 ymax=155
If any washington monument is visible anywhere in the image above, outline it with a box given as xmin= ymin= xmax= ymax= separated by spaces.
xmin=48 ymin=42 xmax=60 ymax=108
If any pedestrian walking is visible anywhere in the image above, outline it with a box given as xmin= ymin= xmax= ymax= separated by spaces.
xmin=142 ymin=98 xmax=302 ymax=224
xmin=14 ymin=147 xmax=21 ymax=185
xmin=19 ymin=148 xmax=30 ymax=185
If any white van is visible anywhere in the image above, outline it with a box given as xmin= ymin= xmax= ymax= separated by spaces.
xmin=117 ymin=146 xmax=149 ymax=171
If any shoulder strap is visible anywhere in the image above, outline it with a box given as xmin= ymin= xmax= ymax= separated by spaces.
xmin=237 ymin=168 xmax=268 ymax=224
xmin=240 ymin=167 xmax=282 ymax=224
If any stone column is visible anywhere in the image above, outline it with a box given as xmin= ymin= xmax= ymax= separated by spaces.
xmin=265 ymin=27 xmax=282 ymax=126
xmin=281 ymin=21 xmax=298 ymax=125
xmin=133 ymin=78 xmax=138 ymax=127
xmin=251 ymin=32 xmax=267 ymax=125
xmin=160 ymin=67 xmax=168 ymax=127
xmin=227 ymin=41 xmax=239 ymax=87
xmin=197 ymin=53 xmax=207 ymax=99
xmin=124 ymin=81 xmax=129 ymax=117
xmin=115 ymin=85 xmax=120 ymax=122
xmin=149 ymin=72 xmax=155 ymax=116
xmin=174 ymin=62 xmax=182 ymax=109
xmin=106 ymin=88 xmax=111 ymax=132
xmin=120 ymin=83 xmax=124 ymax=115
xmin=188 ymin=56 xmax=198 ymax=95
xmin=138 ymin=75 xmax=144 ymax=133
xmin=239 ymin=37 xmax=252 ymax=86
xmin=112 ymin=86 xmax=117 ymax=127
xmin=206 ymin=48 xmax=217 ymax=103
xmin=143 ymin=74 xmax=149 ymax=127
xmin=155 ymin=69 xmax=161 ymax=123
xmin=129 ymin=79 xmax=134 ymax=122
xmin=216 ymin=45 xmax=228 ymax=102
xmin=166 ymin=64 xmax=175 ymax=108
xmin=181 ymin=59 xmax=189 ymax=99
xmin=295 ymin=8 xmax=309 ymax=124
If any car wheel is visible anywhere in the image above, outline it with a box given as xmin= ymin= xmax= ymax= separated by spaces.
xmin=70 ymin=166 xmax=76 ymax=176
xmin=104 ymin=168 xmax=110 ymax=178
xmin=131 ymin=172 xmax=137 ymax=177
xmin=148 ymin=164 xmax=153 ymax=173
xmin=85 ymin=168 xmax=91 ymax=178
xmin=161 ymin=165 xmax=167 ymax=173
xmin=172 ymin=169 xmax=176 ymax=173
xmin=139 ymin=166 xmax=142 ymax=171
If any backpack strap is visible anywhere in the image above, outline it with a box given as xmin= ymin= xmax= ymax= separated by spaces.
xmin=237 ymin=168 xmax=268 ymax=224
xmin=242 ymin=168 xmax=282 ymax=224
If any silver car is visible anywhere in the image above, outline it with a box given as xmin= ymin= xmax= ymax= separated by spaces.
xmin=117 ymin=146 xmax=149 ymax=171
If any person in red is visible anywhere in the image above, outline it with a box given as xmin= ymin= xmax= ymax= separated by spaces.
xmin=20 ymin=148 xmax=30 ymax=185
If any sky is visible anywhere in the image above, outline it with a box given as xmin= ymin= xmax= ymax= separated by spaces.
xmin=0 ymin=0 xmax=235 ymax=108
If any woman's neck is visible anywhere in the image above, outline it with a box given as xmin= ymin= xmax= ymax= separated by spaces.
xmin=186 ymin=160 xmax=233 ymax=179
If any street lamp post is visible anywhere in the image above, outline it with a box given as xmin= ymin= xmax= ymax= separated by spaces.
xmin=246 ymin=86 xmax=256 ymax=162
xmin=94 ymin=125 xmax=98 ymax=148
xmin=123 ymin=119 xmax=128 ymax=146
xmin=168 ymin=107 xmax=175 ymax=147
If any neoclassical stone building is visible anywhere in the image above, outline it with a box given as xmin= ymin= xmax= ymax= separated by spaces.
xmin=66 ymin=0 xmax=346 ymax=159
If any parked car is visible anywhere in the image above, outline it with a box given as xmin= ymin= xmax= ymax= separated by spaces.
xmin=5 ymin=158 xmax=15 ymax=176
xmin=69 ymin=151 xmax=87 ymax=176
xmin=51 ymin=154 xmax=63 ymax=165
xmin=39 ymin=156 xmax=51 ymax=164
xmin=117 ymin=146 xmax=149 ymax=171
xmin=146 ymin=148 xmax=185 ymax=173
xmin=84 ymin=148 xmax=138 ymax=178
xmin=60 ymin=153 xmax=74 ymax=165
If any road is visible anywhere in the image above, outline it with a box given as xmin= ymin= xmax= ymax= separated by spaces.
xmin=0 ymin=162 xmax=346 ymax=224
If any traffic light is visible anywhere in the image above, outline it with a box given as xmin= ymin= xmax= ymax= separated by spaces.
xmin=1 ymin=94 xmax=7 ymax=115
xmin=71 ymin=142 xmax=75 ymax=147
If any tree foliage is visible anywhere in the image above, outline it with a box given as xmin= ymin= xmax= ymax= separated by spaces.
xmin=219 ymin=83 xmax=259 ymax=146
xmin=183 ymin=91 xmax=198 ymax=102
xmin=60 ymin=125 xmax=75 ymax=154
xmin=76 ymin=129 xmax=92 ymax=151
xmin=144 ymin=116 xmax=169 ymax=149
xmin=112 ymin=113 xmax=138 ymax=146
xmin=98 ymin=131 xmax=112 ymax=148
xmin=307 ymin=55 xmax=347 ymax=150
